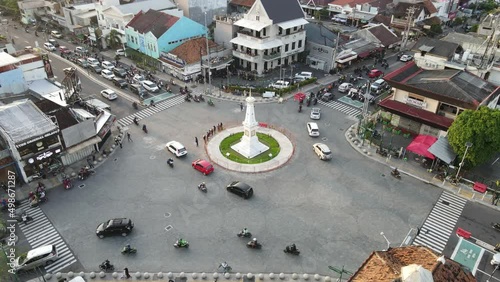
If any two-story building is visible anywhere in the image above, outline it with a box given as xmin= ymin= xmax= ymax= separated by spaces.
xmin=62 ymin=3 xmax=97 ymax=32
xmin=390 ymin=0 xmax=438 ymax=31
xmin=229 ymin=0 xmax=309 ymax=76
xmin=176 ymin=0 xmax=227 ymax=25
xmin=125 ymin=9 xmax=207 ymax=59
xmin=411 ymin=37 xmax=460 ymax=70
xmin=378 ymin=62 xmax=499 ymax=137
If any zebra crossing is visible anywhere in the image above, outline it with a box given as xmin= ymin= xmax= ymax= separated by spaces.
xmin=412 ymin=191 xmax=467 ymax=254
xmin=118 ymin=95 xmax=185 ymax=127
xmin=318 ymin=100 xmax=362 ymax=117
xmin=17 ymin=201 xmax=77 ymax=273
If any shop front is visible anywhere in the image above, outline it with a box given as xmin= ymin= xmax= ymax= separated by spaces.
xmin=96 ymin=112 xmax=116 ymax=150
xmin=16 ymin=133 xmax=63 ymax=181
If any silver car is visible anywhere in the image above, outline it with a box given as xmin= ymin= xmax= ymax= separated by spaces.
xmin=310 ymin=108 xmax=321 ymax=120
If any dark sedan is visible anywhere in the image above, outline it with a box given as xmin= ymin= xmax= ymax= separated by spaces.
xmin=226 ymin=181 xmax=254 ymax=199
xmin=90 ymin=65 xmax=102 ymax=74
xmin=113 ymin=77 xmax=128 ymax=88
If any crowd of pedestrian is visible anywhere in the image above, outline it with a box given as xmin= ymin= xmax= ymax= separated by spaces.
xmin=202 ymin=123 xmax=224 ymax=144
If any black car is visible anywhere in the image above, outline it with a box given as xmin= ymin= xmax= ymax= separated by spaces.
xmin=113 ymin=68 xmax=127 ymax=78
xmin=113 ymin=77 xmax=128 ymax=88
xmin=226 ymin=181 xmax=254 ymax=199
xmin=96 ymin=218 xmax=134 ymax=238
xmin=90 ymin=65 xmax=102 ymax=74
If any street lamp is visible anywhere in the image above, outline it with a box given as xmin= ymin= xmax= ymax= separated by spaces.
xmin=380 ymin=232 xmax=391 ymax=251
xmin=356 ymin=77 xmax=371 ymax=145
xmin=455 ymin=141 xmax=472 ymax=179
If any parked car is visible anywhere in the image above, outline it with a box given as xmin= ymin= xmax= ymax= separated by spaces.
xmin=313 ymin=143 xmax=332 ymax=160
xmin=87 ymin=57 xmax=100 ymax=67
xmin=142 ymin=80 xmax=159 ymax=92
xmin=100 ymin=89 xmax=118 ymax=100
xmin=294 ymin=71 xmax=313 ymax=81
xmin=101 ymin=61 xmax=115 ymax=70
xmin=90 ymin=64 xmax=102 ymax=74
xmin=192 ymin=159 xmax=214 ymax=175
xmin=50 ymin=30 xmax=63 ymax=38
xmin=307 ymin=122 xmax=320 ymax=137
xmin=43 ymin=42 xmax=56 ymax=51
xmin=113 ymin=68 xmax=127 ymax=78
xmin=13 ymin=245 xmax=59 ymax=273
xmin=96 ymin=218 xmax=134 ymax=238
xmin=166 ymin=141 xmax=187 ymax=157
xmin=399 ymin=55 xmax=413 ymax=62
xmin=310 ymin=108 xmax=321 ymax=120
xmin=226 ymin=181 xmax=254 ymax=199
xmin=101 ymin=69 xmax=115 ymax=80
xmin=48 ymin=39 xmax=59 ymax=47
xmin=112 ymin=77 xmax=128 ymax=88
xmin=77 ymin=58 xmax=89 ymax=68
xmin=338 ymin=82 xmax=353 ymax=93
xmin=115 ymin=49 xmax=125 ymax=56
xmin=321 ymin=92 xmax=334 ymax=102
xmin=59 ymin=46 xmax=71 ymax=54
xmin=368 ymin=69 xmax=384 ymax=78
xmin=269 ymin=80 xmax=290 ymax=89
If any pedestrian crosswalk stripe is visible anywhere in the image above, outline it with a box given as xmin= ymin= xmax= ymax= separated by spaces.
xmin=318 ymin=100 xmax=361 ymax=117
xmin=412 ymin=191 xmax=467 ymax=254
xmin=118 ymin=95 xmax=184 ymax=127
xmin=18 ymin=201 xmax=77 ymax=273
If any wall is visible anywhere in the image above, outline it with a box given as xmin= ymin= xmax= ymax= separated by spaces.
xmin=393 ymin=88 xmax=440 ymax=113
xmin=0 ymin=69 xmax=28 ymax=95
xmin=157 ymin=17 xmax=207 ymax=55
xmin=20 ymin=60 xmax=47 ymax=82
xmin=414 ymin=53 xmax=447 ymax=70
xmin=214 ymin=16 xmax=239 ymax=48
xmin=177 ymin=0 xmax=227 ymax=25
xmin=306 ymin=41 xmax=334 ymax=71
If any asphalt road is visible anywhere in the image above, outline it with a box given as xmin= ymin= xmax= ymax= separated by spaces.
xmin=36 ymin=97 xmax=443 ymax=275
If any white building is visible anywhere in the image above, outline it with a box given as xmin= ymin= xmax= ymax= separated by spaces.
xmin=176 ymin=0 xmax=227 ymax=25
xmin=62 ymin=3 xmax=97 ymax=33
xmin=229 ymin=0 xmax=308 ymax=76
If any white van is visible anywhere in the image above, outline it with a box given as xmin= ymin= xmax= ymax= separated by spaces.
xmin=307 ymin=122 xmax=320 ymax=137
xmin=295 ymin=72 xmax=313 ymax=81
xmin=14 ymin=245 xmax=59 ymax=272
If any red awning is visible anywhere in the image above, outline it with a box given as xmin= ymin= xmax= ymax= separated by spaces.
xmin=406 ymin=135 xmax=437 ymax=159
xmin=378 ymin=98 xmax=454 ymax=130
xmin=357 ymin=51 xmax=371 ymax=58
xmin=294 ymin=92 xmax=306 ymax=101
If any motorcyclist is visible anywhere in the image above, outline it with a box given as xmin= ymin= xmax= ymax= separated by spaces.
xmin=178 ymin=238 xmax=187 ymax=247
xmin=124 ymin=244 xmax=131 ymax=252
xmin=289 ymin=243 xmax=297 ymax=252
xmin=21 ymin=212 xmax=28 ymax=224
xmin=198 ymin=182 xmax=206 ymax=189
xmin=142 ymin=124 xmax=147 ymax=132
xmin=392 ymin=168 xmax=400 ymax=175
xmin=242 ymin=228 xmax=249 ymax=236
xmin=104 ymin=259 xmax=112 ymax=269
xmin=167 ymin=158 xmax=174 ymax=165
xmin=249 ymin=238 xmax=258 ymax=247
xmin=133 ymin=116 xmax=139 ymax=125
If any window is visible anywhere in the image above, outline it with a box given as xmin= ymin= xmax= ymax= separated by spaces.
xmin=285 ymin=44 xmax=289 ymax=52
xmin=298 ymin=40 xmax=302 ymax=48
xmin=292 ymin=42 xmax=295 ymax=50
xmin=256 ymin=16 xmax=260 ymax=21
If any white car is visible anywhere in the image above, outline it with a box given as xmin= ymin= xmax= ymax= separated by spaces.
xmin=87 ymin=57 xmax=100 ymax=67
xmin=115 ymin=49 xmax=125 ymax=56
xmin=492 ymin=253 xmax=500 ymax=265
xmin=269 ymin=80 xmax=290 ymax=89
xmin=101 ymin=69 xmax=115 ymax=80
xmin=307 ymin=122 xmax=320 ymax=137
xmin=75 ymin=46 xmax=87 ymax=54
xmin=100 ymin=89 xmax=118 ymax=101
xmin=43 ymin=42 xmax=56 ymax=51
xmin=101 ymin=61 xmax=115 ymax=70
xmin=310 ymin=108 xmax=321 ymax=120
xmin=313 ymin=143 xmax=332 ymax=160
xmin=133 ymin=75 xmax=145 ymax=84
xmin=142 ymin=80 xmax=159 ymax=92
xmin=14 ymin=245 xmax=59 ymax=273
xmin=50 ymin=30 xmax=63 ymax=38
xmin=400 ymin=55 xmax=413 ymax=62
xmin=338 ymin=82 xmax=353 ymax=93
xmin=166 ymin=141 xmax=187 ymax=157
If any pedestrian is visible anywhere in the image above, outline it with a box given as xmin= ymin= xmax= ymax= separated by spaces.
xmin=127 ymin=132 xmax=132 ymax=142
xmin=123 ymin=267 xmax=131 ymax=279
xmin=240 ymin=102 xmax=243 ymax=111
xmin=213 ymin=125 xmax=216 ymax=133
xmin=220 ymin=123 xmax=223 ymax=130
xmin=203 ymin=135 xmax=206 ymax=143
xmin=119 ymin=141 xmax=123 ymax=149
xmin=195 ymin=137 xmax=198 ymax=147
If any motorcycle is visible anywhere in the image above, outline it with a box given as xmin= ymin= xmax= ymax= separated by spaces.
xmin=174 ymin=239 xmax=189 ymax=248
xmin=247 ymin=241 xmax=262 ymax=249
xmin=219 ymin=262 xmax=232 ymax=273
xmin=99 ymin=260 xmax=115 ymax=272
xmin=63 ymin=178 xmax=72 ymax=190
xmin=132 ymin=102 xmax=138 ymax=110
xmin=121 ymin=246 xmax=137 ymax=254
xmin=208 ymin=99 xmax=214 ymax=106
xmin=78 ymin=168 xmax=92 ymax=180
xmin=185 ymin=96 xmax=191 ymax=102
xmin=198 ymin=95 xmax=205 ymax=102
xmin=142 ymin=124 xmax=148 ymax=134
xmin=391 ymin=169 xmax=401 ymax=179
xmin=167 ymin=158 xmax=174 ymax=168
xmin=193 ymin=95 xmax=200 ymax=102
xmin=133 ymin=117 xmax=139 ymax=126
xmin=198 ymin=183 xmax=207 ymax=193
xmin=237 ymin=231 xmax=252 ymax=238
xmin=492 ymin=223 xmax=500 ymax=232
xmin=284 ymin=245 xmax=300 ymax=255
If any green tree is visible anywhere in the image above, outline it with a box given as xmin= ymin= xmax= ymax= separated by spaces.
xmin=470 ymin=24 xmax=479 ymax=32
xmin=447 ymin=106 xmax=500 ymax=168
xmin=105 ymin=29 xmax=123 ymax=49
xmin=429 ymin=24 xmax=443 ymax=36
xmin=0 ymin=0 xmax=20 ymax=17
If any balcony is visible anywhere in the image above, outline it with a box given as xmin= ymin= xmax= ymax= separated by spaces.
xmin=236 ymin=31 xmax=273 ymax=45
xmin=263 ymin=52 xmax=281 ymax=61
xmin=232 ymin=50 xmax=260 ymax=63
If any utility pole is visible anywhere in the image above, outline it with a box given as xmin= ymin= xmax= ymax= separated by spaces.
xmin=204 ymin=11 xmax=212 ymax=94
xmin=401 ymin=6 xmax=417 ymax=51
xmin=332 ymin=32 xmax=340 ymax=72
xmin=290 ymin=64 xmax=294 ymax=80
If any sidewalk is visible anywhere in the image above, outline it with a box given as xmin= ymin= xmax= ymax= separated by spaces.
xmin=344 ymin=123 xmax=498 ymax=210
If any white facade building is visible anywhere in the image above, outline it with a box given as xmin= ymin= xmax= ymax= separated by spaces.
xmin=176 ymin=0 xmax=227 ymax=25
xmin=229 ymin=0 xmax=308 ymax=76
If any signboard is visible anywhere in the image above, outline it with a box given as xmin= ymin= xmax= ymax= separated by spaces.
xmin=405 ymin=97 xmax=427 ymax=109
xmin=27 ymin=146 xmax=62 ymax=164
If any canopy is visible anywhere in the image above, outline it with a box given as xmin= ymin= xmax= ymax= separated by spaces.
xmin=294 ymin=92 xmax=306 ymax=101
xmin=427 ymin=136 xmax=457 ymax=164
xmin=401 ymin=264 xmax=434 ymax=282
xmin=406 ymin=135 xmax=437 ymax=159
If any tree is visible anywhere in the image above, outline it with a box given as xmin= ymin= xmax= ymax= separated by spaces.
xmin=105 ymin=29 xmax=122 ymax=49
xmin=428 ymin=24 xmax=443 ymax=37
xmin=447 ymin=106 xmax=500 ymax=168
xmin=470 ymin=24 xmax=479 ymax=32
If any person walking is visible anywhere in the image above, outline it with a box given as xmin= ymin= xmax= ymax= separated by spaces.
xmin=195 ymin=137 xmax=198 ymax=147
xmin=203 ymin=135 xmax=206 ymax=143
xmin=127 ymin=132 xmax=132 ymax=142
xmin=123 ymin=267 xmax=131 ymax=279
xmin=119 ymin=141 xmax=123 ymax=149
xmin=240 ymin=102 xmax=244 ymax=111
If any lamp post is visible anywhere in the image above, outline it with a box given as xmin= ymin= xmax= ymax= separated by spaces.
xmin=204 ymin=11 xmax=212 ymax=94
xmin=356 ymin=77 xmax=371 ymax=145
xmin=455 ymin=141 xmax=472 ymax=179
xmin=380 ymin=232 xmax=391 ymax=251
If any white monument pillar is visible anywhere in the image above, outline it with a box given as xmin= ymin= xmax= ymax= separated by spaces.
xmin=231 ymin=95 xmax=269 ymax=158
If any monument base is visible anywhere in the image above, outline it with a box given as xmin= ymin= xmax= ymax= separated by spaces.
xmin=231 ymin=140 xmax=269 ymax=159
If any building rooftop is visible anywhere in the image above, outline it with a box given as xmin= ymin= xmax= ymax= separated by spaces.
xmin=411 ymin=37 xmax=459 ymax=59
xmin=329 ymin=0 xmax=373 ymax=7
xmin=441 ymin=32 xmax=487 ymax=51
xmin=349 ymin=246 xmax=476 ymax=282
xmin=365 ymin=24 xmax=400 ymax=47
xmin=305 ymin=22 xmax=343 ymax=46
xmin=168 ymin=37 xmax=218 ymax=65
xmin=230 ymin=0 xmax=256 ymax=8
xmin=260 ymin=0 xmax=305 ymax=24
xmin=115 ymin=0 xmax=176 ymax=15
xmin=0 ymin=52 xmax=20 ymax=68
xmin=126 ymin=9 xmax=180 ymax=38
xmin=393 ymin=0 xmax=437 ymax=18
xmin=0 ymin=100 xmax=58 ymax=145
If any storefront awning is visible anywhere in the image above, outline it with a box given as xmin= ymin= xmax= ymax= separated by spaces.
xmin=234 ymin=19 xmax=270 ymax=31
xmin=277 ymin=18 xmax=309 ymax=30
xmin=406 ymin=135 xmax=437 ymax=159
xmin=230 ymin=36 xmax=282 ymax=50
xmin=66 ymin=136 xmax=102 ymax=154
xmin=427 ymin=136 xmax=457 ymax=164
xmin=336 ymin=54 xmax=357 ymax=64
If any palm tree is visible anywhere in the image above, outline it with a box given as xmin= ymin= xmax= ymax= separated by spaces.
xmin=106 ymin=29 xmax=122 ymax=49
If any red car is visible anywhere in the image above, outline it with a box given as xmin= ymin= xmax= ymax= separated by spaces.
xmin=59 ymin=46 xmax=71 ymax=54
xmin=192 ymin=159 xmax=214 ymax=175
xmin=368 ymin=69 xmax=384 ymax=78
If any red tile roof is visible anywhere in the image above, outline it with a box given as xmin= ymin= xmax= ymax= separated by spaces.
xmin=126 ymin=9 xmax=179 ymax=38
xmin=168 ymin=37 xmax=218 ymax=65
xmin=379 ymin=98 xmax=454 ymax=130
xmin=329 ymin=0 xmax=374 ymax=6
xmin=230 ymin=0 xmax=256 ymax=8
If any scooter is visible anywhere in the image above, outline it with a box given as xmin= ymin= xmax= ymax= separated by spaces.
xmin=247 ymin=241 xmax=262 ymax=249
xmin=121 ymin=246 xmax=137 ymax=254
xmin=193 ymin=95 xmax=200 ymax=102
xmin=99 ymin=260 xmax=115 ymax=272
xmin=63 ymin=178 xmax=72 ymax=190
xmin=198 ymin=95 xmax=205 ymax=102
xmin=198 ymin=183 xmax=207 ymax=193
xmin=391 ymin=169 xmax=401 ymax=179
xmin=492 ymin=222 xmax=500 ymax=232
xmin=133 ymin=117 xmax=139 ymax=126
xmin=208 ymin=99 xmax=214 ymax=106
xmin=237 ymin=231 xmax=252 ymax=238
xmin=284 ymin=245 xmax=300 ymax=255
xmin=174 ymin=239 xmax=189 ymax=248
xmin=167 ymin=158 xmax=174 ymax=168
